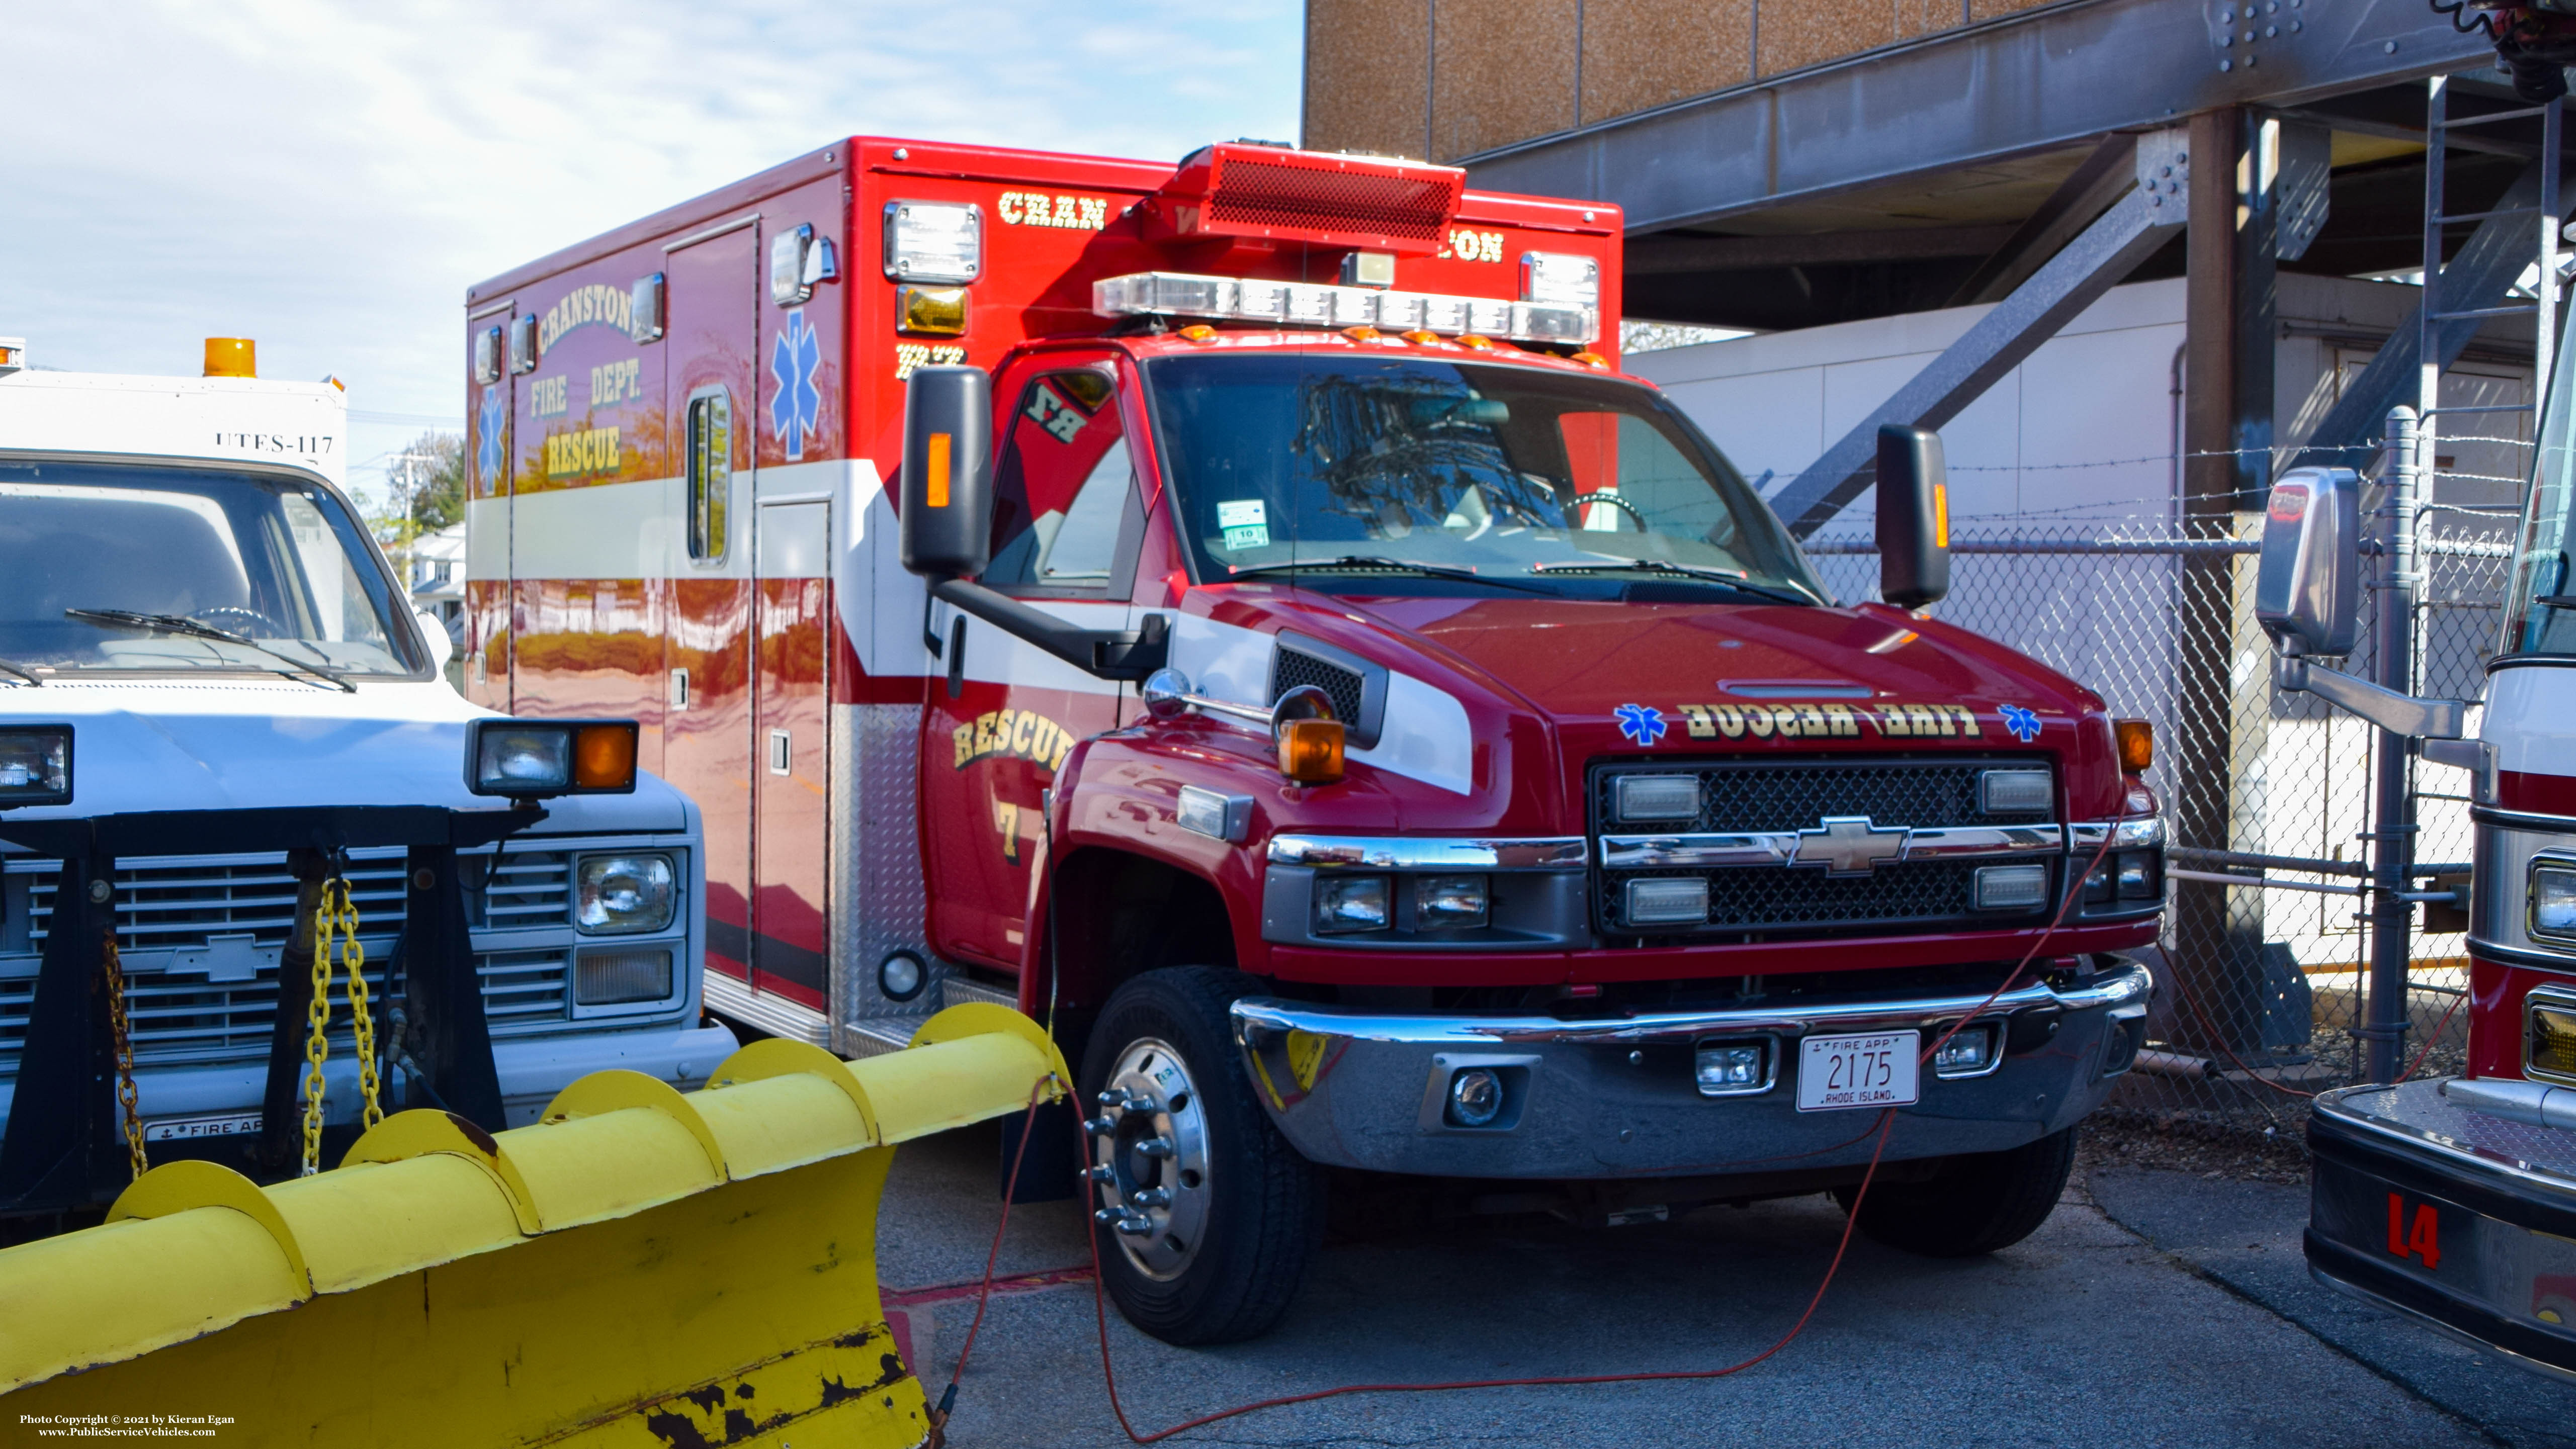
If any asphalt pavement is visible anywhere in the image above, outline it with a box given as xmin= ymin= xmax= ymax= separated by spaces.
xmin=870 ymin=1120 xmax=2553 ymax=1448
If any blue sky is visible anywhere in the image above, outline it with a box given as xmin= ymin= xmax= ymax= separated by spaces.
xmin=0 ymin=0 xmax=1304 ymax=504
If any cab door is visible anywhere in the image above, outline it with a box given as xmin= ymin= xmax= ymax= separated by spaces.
xmin=920 ymin=352 xmax=1143 ymax=968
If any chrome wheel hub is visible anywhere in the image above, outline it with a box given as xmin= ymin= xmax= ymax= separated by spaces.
xmin=1087 ymin=1037 xmax=1211 ymax=1281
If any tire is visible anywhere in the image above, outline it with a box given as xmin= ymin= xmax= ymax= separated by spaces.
xmin=1079 ymin=967 xmax=1320 ymax=1345
xmin=1837 ymin=1126 xmax=2078 ymax=1257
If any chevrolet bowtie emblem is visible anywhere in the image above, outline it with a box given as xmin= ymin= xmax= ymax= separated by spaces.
xmin=1789 ymin=816 xmax=1911 ymax=877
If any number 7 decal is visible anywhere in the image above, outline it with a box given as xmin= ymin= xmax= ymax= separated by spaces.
xmin=2387 ymin=1193 xmax=2443 ymax=1271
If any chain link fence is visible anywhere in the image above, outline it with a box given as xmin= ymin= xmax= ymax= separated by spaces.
xmin=1805 ymin=484 xmax=2515 ymax=1140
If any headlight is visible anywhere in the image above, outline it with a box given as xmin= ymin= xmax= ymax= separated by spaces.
xmin=1314 ymin=874 xmax=1391 ymax=933
xmin=2534 ymin=864 xmax=2576 ymax=940
xmin=0 ymin=725 xmax=72 ymax=808
xmin=1625 ymin=876 xmax=1710 ymax=926
xmin=574 ymin=947 xmax=674 ymax=1005
xmin=575 ymin=852 xmax=677 ymax=935
xmin=1415 ymin=874 xmax=1490 ymax=930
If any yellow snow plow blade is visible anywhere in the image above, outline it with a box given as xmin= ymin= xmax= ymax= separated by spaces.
xmin=0 ymin=1003 xmax=1067 ymax=1447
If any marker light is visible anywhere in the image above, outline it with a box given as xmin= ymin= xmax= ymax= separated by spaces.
xmin=203 ymin=337 xmax=255 ymax=379
xmin=884 ymin=201 xmax=983 ymax=283
xmin=2530 ymin=992 xmax=2576 ymax=1081
xmin=1278 ymin=717 xmax=1346 ymax=785
xmin=0 ymin=726 xmax=73 ymax=808
xmin=898 ymin=285 xmax=968 ymax=336
xmin=1093 ymin=270 xmax=1597 ymax=345
xmin=467 ymin=718 xmax=641 ymax=799
xmin=878 ymin=951 xmax=928 ymax=1002
xmin=0 ymin=337 xmax=27 ymax=376
xmin=2115 ymin=719 xmax=2155 ymax=773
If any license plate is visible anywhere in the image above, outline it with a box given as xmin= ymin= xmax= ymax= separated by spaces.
xmin=144 ymin=1112 xmax=263 ymax=1143
xmin=1797 ymin=1031 xmax=1919 ymax=1112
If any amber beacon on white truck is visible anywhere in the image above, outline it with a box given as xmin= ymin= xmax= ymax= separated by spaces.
xmin=0 ymin=336 xmax=731 ymax=1225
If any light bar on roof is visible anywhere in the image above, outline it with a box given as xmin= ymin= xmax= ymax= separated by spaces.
xmin=1092 ymin=271 xmax=1597 ymax=345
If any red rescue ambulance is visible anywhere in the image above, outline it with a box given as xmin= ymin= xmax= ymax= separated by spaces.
xmin=466 ymin=139 xmax=2163 ymax=1344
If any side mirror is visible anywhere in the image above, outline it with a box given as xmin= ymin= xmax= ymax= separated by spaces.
xmin=2256 ymin=467 xmax=2360 ymax=656
xmin=414 ymin=608 xmax=454 ymax=671
xmin=899 ymin=365 xmax=994 ymax=579
xmin=1875 ymin=424 xmax=1950 ymax=610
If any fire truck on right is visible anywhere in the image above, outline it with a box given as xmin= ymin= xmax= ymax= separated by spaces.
xmin=2268 ymin=359 xmax=2576 ymax=1378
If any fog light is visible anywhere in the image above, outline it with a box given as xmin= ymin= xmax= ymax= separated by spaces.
xmin=878 ymin=951 xmax=927 ymax=1002
xmin=1695 ymin=1040 xmax=1770 ymax=1097
xmin=1624 ymin=876 xmax=1709 ymax=926
xmin=1315 ymin=874 xmax=1391 ymax=933
xmin=475 ymin=726 xmax=570 ymax=793
xmin=574 ymin=947 xmax=673 ymax=1006
xmin=1448 ymin=1067 xmax=1504 ymax=1127
xmin=1416 ymin=874 xmax=1490 ymax=930
xmin=2534 ymin=864 xmax=2576 ymax=939
xmin=1933 ymin=1024 xmax=1998 ymax=1077
xmin=1974 ymin=863 xmax=2049 ymax=911
xmin=1613 ymin=774 xmax=1699 ymax=822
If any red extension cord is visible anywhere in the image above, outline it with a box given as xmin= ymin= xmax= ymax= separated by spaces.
xmin=928 ymin=825 xmax=2125 ymax=1444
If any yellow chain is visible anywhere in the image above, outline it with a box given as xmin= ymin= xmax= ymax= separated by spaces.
xmin=299 ymin=876 xmax=381 ymax=1176
xmin=100 ymin=931 xmax=146 ymax=1182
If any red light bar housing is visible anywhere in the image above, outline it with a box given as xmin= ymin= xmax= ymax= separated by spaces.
xmin=1144 ymin=144 xmax=1466 ymax=255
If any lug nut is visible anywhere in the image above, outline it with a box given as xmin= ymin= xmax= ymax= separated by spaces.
xmin=1131 ymin=1187 xmax=1171 ymax=1208
xmin=1096 ymin=1090 xmax=1128 ymax=1109
xmin=1112 ymin=1212 xmax=1154 ymax=1236
xmin=1134 ymin=1137 xmax=1174 ymax=1159
xmin=1084 ymin=1117 xmax=1117 ymax=1136
xmin=1092 ymin=1207 xmax=1123 ymax=1224
xmin=1087 ymin=1163 xmax=1115 ymax=1183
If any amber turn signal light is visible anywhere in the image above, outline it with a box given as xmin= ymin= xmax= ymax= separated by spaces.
xmin=574 ymin=722 xmax=640 ymax=790
xmin=1278 ymin=718 xmax=1346 ymax=786
xmin=2114 ymin=718 xmax=2153 ymax=773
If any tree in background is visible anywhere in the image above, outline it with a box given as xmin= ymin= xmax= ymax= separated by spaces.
xmin=370 ymin=429 xmax=466 ymax=583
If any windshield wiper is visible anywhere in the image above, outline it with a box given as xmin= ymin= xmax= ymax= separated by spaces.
xmin=1227 ymin=555 xmax=1554 ymax=595
xmin=0 ymin=658 xmax=43 ymax=687
xmin=1527 ymin=558 xmax=1818 ymax=606
xmin=64 ymin=608 xmax=357 ymax=692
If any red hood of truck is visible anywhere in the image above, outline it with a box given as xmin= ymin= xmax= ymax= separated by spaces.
xmin=1208 ymin=588 xmax=2127 ymax=829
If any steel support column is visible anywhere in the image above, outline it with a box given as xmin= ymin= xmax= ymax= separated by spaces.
xmin=2171 ymin=108 xmax=2275 ymax=1058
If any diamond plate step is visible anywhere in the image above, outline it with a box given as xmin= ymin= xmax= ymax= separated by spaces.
xmin=942 ymin=976 xmax=1019 ymax=1011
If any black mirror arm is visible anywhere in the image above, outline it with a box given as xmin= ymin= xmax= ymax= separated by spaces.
xmin=929 ymin=578 xmax=1169 ymax=682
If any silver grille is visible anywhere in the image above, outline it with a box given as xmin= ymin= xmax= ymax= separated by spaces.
xmin=1 ymin=847 xmax=576 ymax=1073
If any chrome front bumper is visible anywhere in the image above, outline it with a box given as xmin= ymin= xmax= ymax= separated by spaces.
xmin=2306 ymin=1078 xmax=2576 ymax=1383
xmin=1230 ymin=961 xmax=2152 ymax=1179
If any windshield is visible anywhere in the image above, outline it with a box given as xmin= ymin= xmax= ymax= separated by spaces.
xmin=1141 ymin=353 xmax=1824 ymax=602
xmin=0 ymin=460 xmax=421 ymax=679
xmin=2506 ymin=317 xmax=2576 ymax=655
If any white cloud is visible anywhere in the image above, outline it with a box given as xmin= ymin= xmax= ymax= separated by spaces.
xmin=0 ymin=0 xmax=1301 ymax=497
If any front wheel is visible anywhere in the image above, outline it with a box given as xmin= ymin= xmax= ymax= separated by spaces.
xmin=1836 ymin=1125 xmax=2078 ymax=1257
xmin=1080 ymin=967 xmax=1320 ymax=1345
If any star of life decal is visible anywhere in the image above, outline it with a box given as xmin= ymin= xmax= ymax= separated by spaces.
xmin=1614 ymin=703 xmax=1668 ymax=746
xmin=769 ymin=308 xmax=823 ymax=461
